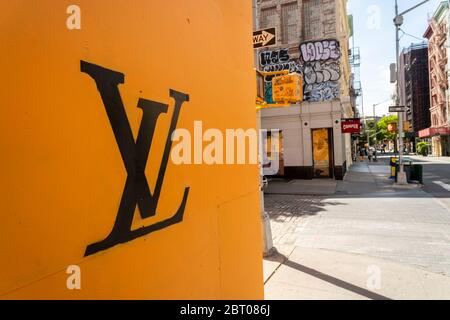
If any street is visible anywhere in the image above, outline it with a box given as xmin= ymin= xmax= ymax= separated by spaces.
xmin=264 ymin=156 xmax=450 ymax=300
xmin=409 ymin=155 xmax=450 ymax=205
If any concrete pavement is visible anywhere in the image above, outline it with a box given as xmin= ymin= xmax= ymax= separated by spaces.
xmin=263 ymin=157 xmax=450 ymax=300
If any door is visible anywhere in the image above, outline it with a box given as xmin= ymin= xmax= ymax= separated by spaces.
xmin=262 ymin=130 xmax=284 ymax=176
xmin=312 ymin=128 xmax=332 ymax=178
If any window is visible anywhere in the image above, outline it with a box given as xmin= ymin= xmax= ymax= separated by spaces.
xmin=303 ymin=0 xmax=321 ymax=40
xmin=281 ymin=3 xmax=299 ymax=44
xmin=260 ymin=6 xmax=277 ymax=29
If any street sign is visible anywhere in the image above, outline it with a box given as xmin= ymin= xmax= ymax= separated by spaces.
xmin=389 ymin=106 xmax=406 ymax=113
xmin=253 ymin=27 xmax=276 ymax=49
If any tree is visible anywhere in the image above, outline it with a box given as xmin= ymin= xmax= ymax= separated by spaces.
xmin=416 ymin=141 xmax=430 ymax=156
xmin=359 ymin=119 xmax=378 ymax=146
xmin=375 ymin=115 xmax=398 ymax=152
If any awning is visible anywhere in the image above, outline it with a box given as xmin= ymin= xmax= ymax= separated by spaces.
xmin=418 ymin=127 xmax=450 ymax=138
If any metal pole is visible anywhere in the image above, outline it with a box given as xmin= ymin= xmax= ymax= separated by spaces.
xmin=361 ymin=90 xmax=368 ymax=148
xmin=253 ymin=0 xmax=274 ymax=257
xmin=395 ymin=0 xmax=408 ymax=184
xmin=373 ymin=104 xmax=376 ymax=148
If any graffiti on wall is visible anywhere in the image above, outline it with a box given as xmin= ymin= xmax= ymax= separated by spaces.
xmin=258 ymin=39 xmax=342 ymax=103
xmin=300 ymin=39 xmax=341 ymax=102
xmin=303 ymin=61 xmax=340 ymax=85
xmin=259 ymin=49 xmax=302 ymax=73
xmin=262 ymin=61 xmax=302 ymax=73
xmin=304 ymin=82 xmax=339 ymax=102
xmin=299 ymin=39 xmax=341 ymax=62
xmin=259 ymin=49 xmax=302 ymax=103
xmin=260 ymin=49 xmax=289 ymax=65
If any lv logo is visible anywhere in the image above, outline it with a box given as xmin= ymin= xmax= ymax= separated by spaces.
xmin=81 ymin=61 xmax=190 ymax=257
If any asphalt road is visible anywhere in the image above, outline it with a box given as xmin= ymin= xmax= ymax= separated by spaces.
xmin=265 ymin=158 xmax=450 ymax=298
xmin=407 ymin=156 xmax=450 ymax=195
xmin=407 ymin=155 xmax=450 ymax=212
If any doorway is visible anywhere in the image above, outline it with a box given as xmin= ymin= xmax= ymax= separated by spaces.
xmin=312 ymin=128 xmax=333 ymax=178
xmin=262 ymin=130 xmax=285 ymax=176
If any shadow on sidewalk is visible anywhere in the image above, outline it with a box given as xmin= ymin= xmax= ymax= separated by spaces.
xmin=265 ymin=252 xmax=392 ymax=301
xmin=264 ymin=195 xmax=347 ymax=221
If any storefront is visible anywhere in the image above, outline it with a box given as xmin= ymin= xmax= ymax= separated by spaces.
xmin=261 ymin=100 xmax=352 ymax=180
xmin=418 ymin=127 xmax=450 ymax=156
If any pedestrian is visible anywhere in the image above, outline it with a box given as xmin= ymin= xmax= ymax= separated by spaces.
xmin=368 ymin=148 xmax=373 ymax=162
xmin=359 ymin=147 xmax=365 ymax=162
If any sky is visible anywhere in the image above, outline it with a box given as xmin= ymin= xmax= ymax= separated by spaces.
xmin=347 ymin=0 xmax=444 ymax=117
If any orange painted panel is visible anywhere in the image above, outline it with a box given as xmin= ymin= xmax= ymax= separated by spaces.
xmin=0 ymin=0 xmax=263 ymax=299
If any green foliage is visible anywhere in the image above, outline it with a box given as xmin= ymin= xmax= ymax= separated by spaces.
xmin=416 ymin=141 xmax=429 ymax=156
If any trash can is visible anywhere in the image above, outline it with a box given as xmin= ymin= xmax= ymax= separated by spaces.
xmin=395 ymin=162 xmax=422 ymax=184
xmin=410 ymin=164 xmax=423 ymax=184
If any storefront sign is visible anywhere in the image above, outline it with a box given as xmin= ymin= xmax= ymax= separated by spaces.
xmin=341 ymin=118 xmax=361 ymax=134
xmin=419 ymin=127 xmax=450 ymax=138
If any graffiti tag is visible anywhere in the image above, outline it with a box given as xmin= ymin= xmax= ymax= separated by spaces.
xmin=262 ymin=61 xmax=302 ymax=73
xmin=259 ymin=49 xmax=290 ymax=66
xmin=303 ymin=61 xmax=340 ymax=85
xmin=304 ymin=82 xmax=340 ymax=102
xmin=300 ymin=39 xmax=341 ymax=63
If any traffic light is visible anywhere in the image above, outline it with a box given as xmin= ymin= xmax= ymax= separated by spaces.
xmin=272 ymin=73 xmax=303 ymax=104
xmin=256 ymin=70 xmax=303 ymax=109
xmin=256 ymin=70 xmax=265 ymax=104
xmin=388 ymin=122 xmax=398 ymax=133
xmin=404 ymin=121 xmax=411 ymax=132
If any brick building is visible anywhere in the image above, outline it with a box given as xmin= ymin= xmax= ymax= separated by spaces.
xmin=399 ymin=43 xmax=431 ymax=151
xmin=420 ymin=1 xmax=450 ymax=156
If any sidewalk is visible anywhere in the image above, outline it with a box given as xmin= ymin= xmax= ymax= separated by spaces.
xmin=263 ymin=158 xmax=450 ymax=300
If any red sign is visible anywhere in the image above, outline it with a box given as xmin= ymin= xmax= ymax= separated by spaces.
xmin=341 ymin=118 xmax=361 ymax=134
xmin=419 ymin=127 xmax=450 ymax=138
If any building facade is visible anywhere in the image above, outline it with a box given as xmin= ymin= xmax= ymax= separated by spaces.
xmin=421 ymin=1 xmax=450 ymax=156
xmin=399 ymin=43 xmax=431 ymax=151
xmin=257 ymin=0 xmax=353 ymax=179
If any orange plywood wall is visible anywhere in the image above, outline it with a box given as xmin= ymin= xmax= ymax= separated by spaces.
xmin=0 ymin=0 xmax=263 ymax=299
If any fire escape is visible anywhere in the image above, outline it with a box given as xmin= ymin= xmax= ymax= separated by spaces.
xmin=349 ymin=47 xmax=362 ymax=117
xmin=428 ymin=18 xmax=448 ymax=127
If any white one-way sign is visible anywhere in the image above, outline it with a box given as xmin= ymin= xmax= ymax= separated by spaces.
xmin=253 ymin=27 xmax=276 ymax=49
